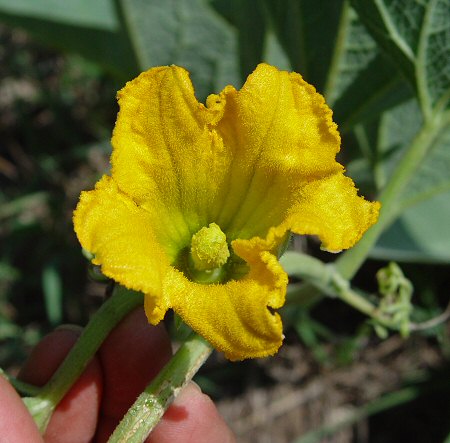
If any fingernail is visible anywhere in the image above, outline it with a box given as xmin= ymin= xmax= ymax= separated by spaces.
xmin=172 ymin=382 xmax=202 ymax=406
xmin=189 ymin=381 xmax=202 ymax=392
xmin=55 ymin=324 xmax=83 ymax=335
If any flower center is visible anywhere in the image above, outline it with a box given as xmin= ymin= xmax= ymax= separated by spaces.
xmin=189 ymin=223 xmax=230 ymax=271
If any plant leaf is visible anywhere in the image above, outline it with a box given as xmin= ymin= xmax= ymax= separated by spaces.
xmin=370 ymin=101 xmax=450 ymax=263
xmin=0 ymin=0 xmax=115 ymax=28
xmin=0 ymin=0 xmax=139 ymax=80
xmin=374 ymin=99 xmax=450 ymax=211
xmin=401 ymin=113 xmax=450 ymax=210
xmin=351 ymin=0 xmax=450 ymax=116
xmin=264 ymin=0 xmax=343 ymax=89
xmin=42 ymin=263 xmax=63 ymax=327
xmin=211 ymin=0 xmax=266 ymax=80
xmin=266 ymin=0 xmax=411 ymax=131
xmin=372 ymin=190 xmax=450 ymax=263
xmin=324 ymin=3 xmax=412 ymax=130
xmin=118 ymin=0 xmax=240 ymax=101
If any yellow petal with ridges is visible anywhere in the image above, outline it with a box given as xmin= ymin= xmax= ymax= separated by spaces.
xmin=208 ymin=64 xmax=344 ymax=240
xmin=73 ymin=175 xmax=171 ymax=319
xmin=285 ymin=174 xmax=381 ymax=252
xmin=148 ymin=249 xmax=287 ymax=361
xmin=111 ymin=66 xmax=231 ymax=234
xmin=234 ymin=174 xmax=380 ymax=259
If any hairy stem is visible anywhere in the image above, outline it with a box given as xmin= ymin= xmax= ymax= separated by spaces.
xmin=108 ymin=332 xmax=213 ymax=443
xmin=32 ymin=286 xmax=143 ymax=433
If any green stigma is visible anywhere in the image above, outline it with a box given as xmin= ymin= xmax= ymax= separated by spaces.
xmin=190 ymin=223 xmax=230 ymax=271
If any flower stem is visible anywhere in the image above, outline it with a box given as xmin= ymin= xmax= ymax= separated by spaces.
xmin=329 ymin=273 xmax=398 ymax=330
xmin=31 ymin=285 xmax=143 ymax=433
xmin=282 ymin=252 xmax=397 ymax=330
xmin=108 ymin=332 xmax=213 ymax=443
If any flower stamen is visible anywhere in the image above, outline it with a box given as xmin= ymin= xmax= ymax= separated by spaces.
xmin=189 ymin=223 xmax=230 ymax=271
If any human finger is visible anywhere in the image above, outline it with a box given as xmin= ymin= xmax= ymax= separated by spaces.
xmin=94 ymin=308 xmax=172 ymax=441
xmin=0 ymin=375 xmax=43 ymax=442
xmin=19 ymin=326 xmax=102 ymax=443
xmin=147 ymin=383 xmax=236 ymax=443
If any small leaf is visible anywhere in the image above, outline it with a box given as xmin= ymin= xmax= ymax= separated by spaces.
xmin=42 ymin=263 xmax=63 ymax=327
xmin=22 ymin=397 xmax=53 ymax=433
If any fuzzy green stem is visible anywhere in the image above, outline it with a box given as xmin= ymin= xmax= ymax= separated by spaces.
xmin=330 ymin=274 xmax=397 ymax=330
xmin=282 ymin=252 xmax=397 ymax=329
xmin=108 ymin=332 xmax=213 ymax=443
xmin=32 ymin=285 xmax=143 ymax=433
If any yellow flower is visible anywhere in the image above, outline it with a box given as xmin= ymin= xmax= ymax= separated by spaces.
xmin=74 ymin=64 xmax=380 ymax=360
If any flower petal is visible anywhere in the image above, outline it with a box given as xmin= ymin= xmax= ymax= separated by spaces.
xmin=238 ymin=173 xmax=380 ymax=254
xmin=213 ymin=63 xmax=343 ymax=239
xmin=73 ymin=175 xmax=170 ymax=318
xmin=285 ymin=173 xmax=381 ymax=251
xmin=144 ymin=248 xmax=288 ymax=361
xmin=111 ymin=66 xmax=232 ymax=234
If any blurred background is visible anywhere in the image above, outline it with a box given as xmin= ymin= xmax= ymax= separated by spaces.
xmin=1 ymin=1 xmax=450 ymax=442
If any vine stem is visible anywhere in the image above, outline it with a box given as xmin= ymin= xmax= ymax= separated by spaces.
xmin=30 ymin=285 xmax=144 ymax=433
xmin=108 ymin=332 xmax=213 ymax=443
xmin=281 ymin=252 xmax=397 ymax=329
xmin=335 ymin=113 xmax=444 ymax=279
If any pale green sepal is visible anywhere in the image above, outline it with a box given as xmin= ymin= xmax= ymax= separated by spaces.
xmin=22 ymin=397 xmax=54 ymax=434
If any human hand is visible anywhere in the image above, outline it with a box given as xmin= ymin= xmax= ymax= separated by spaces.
xmin=0 ymin=308 xmax=236 ymax=442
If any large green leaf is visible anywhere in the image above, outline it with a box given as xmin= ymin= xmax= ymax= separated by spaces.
xmin=263 ymin=0 xmax=343 ymax=89
xmin=211 ymin=0 xmax=291 ymax=78
xmin=374 ymin=99 xmax=450 ymax=209
xmin=262 ymin=0 xmax=317 ymax=85
xmin=351 ymin=0 xmax=450 ymax=115
xmin=374 ymin=98 xmax=424 ymax=190
xmin=0 ymin=0 xmax=115 ymax=28
xmin=373 ymin=191 xmax=450 ymax=263
xmin=323 ymin=3 xmax=412 ymax=130
xmin=211 ymin=0 xmax=267 ymax=80
xmin=370 ymin=100 xmax=450 ymax=263
xmin=347 ymin=0 xmax=450 ymax=263
xmin=118 ymin=0 xmax=240 ymax=101
xmin=0 ymin=0 xmax=138 ymax=80
xmin=265 ymin=0 xmax=411 ymax=131
xmin=262 ymin=28 xmax=292 ymax=71
xmin=401 ymin=114 xmax=450 ymax=211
